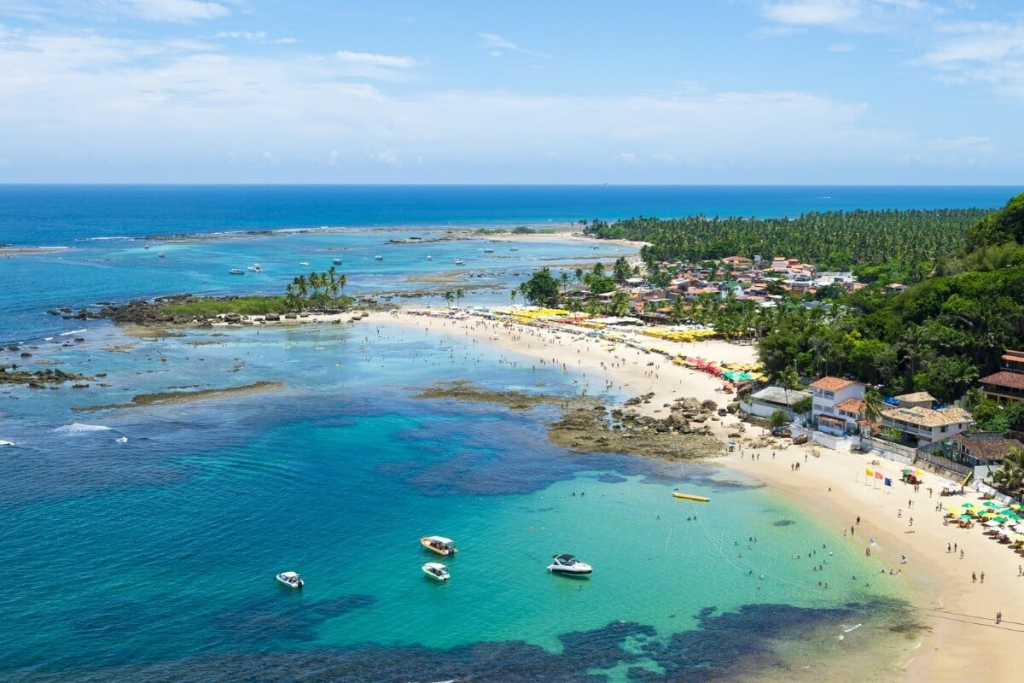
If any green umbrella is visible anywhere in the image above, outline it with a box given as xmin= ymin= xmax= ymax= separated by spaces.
xmin=962 ymin=503 xmax=976 ymax=508
xmin=994 ymin=516 xmax=1010 ymax=524
xmin=983 ymin=502 xmax=1001 ymax=508
xmin=960 ymin=514 xmax=973 ymax=520
xmin=902 ymin=469 xmax=912 ymax=474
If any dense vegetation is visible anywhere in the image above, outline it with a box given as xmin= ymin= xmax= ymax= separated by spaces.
xmin=164 ymin=296 xmax=291 ymax=317
xmin=583 ymin=209 xmax=989 ymax=283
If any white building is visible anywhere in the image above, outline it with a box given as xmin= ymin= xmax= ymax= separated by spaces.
xmin=809 ymin=376 xmax=866 ymax=436
xmin=741 ymin=386 xmax=812 ymax=421
xmin=880 ymin=393 xmax=973 ymax=447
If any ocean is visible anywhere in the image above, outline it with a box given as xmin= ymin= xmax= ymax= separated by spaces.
xmin=0 ymin=185 xmax=1011 ymax=681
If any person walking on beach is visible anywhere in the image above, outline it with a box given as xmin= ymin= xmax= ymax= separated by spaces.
xmin=997 ymin=611 xmax=1002 ymax=624
xmin=972 ymin=572 xmax=977 ymax=583
xmin=981 ymin=571 xmax=985 ymax=583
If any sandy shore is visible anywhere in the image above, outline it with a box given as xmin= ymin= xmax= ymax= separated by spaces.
xmin=379 ymin=306 xmax=1021 ymax=682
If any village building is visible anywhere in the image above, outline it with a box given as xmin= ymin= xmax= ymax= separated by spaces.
xmin=977 ymin=350 xmax=1024 ymax=404
xmin=809 ymin=376 xmax=866 ymax=436
xmin=879 ymin=393 xmax=973 ymax=447
xmin=740 ymin=386 xmax=812 ymax=421
xmin=949 ymin=432 xmax=1023 ymax=469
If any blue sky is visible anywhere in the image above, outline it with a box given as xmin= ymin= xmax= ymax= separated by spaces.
xmin=0 ymin=0 xmax=1021 ymax=183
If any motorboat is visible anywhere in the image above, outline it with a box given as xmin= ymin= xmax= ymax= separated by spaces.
xmin=158 ymin=252 xmax=165 ymax=258
xmin=333 ymin=258 xmax=342 ymax=265
xmin=248 ymin=264 xmax=262 ymax=273
xmin=374 ymin=254 xmax=383 ymax=261
xmin=426 ymin=255 xmax=433 ymax=261
xmin=453 ymin=258 xmax=465 ymax=265
xmin=229 ymin=268 xmax=245 ymax=275
xmin=483 ymin=248 xmax=493 ymax=253
xmin=547 ymin=554 xmax=592 ymax=575
xmin=276 ymin=571 xmax=304 ymax=588
xmin=421 ymin=536 xmax=458 ymax=556
xmin=299 ymin=261 xmax=310 ymax=266
xmin=422 ymin=562 xmax=450 ymax=582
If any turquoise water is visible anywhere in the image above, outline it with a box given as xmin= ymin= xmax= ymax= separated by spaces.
xmin=1 ymin=323 xmax=908 ymax=682
xmin=0 ymin=186 xmax=935 ymax=681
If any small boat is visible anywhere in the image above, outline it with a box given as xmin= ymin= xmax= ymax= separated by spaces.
xmin=422 ymin=562 xmax=450 ymax=582
xmin=426 ymin=255 xmax=433 ymax=261
xmin=333 ymin=258 xmax=342 ymax=265
xmin=374 ymin=254 xmax=383 ymax=261
xmin=483 ymin=248 xmax=493 ymax=253
xmin=510 ymin=247 xmax=519 ymax=252
xmin=275 ymin=571 xmax=304 ymax=588
xmin=299 ymin=261 xmax=310 ymax=266
xmin=672 ymin=492 xmax=710 ymax=502
xmin=229 ymin=268 xmax=244 ymax=275
xmin=158 ymin=252 xmax=165 ymax=258
xmin=547 ymin=554 xmax=592 ymax=575
xmin=248 ymin=264 xmax=262 ymax=273
xmin=453 ymin=258 xmax=465 ymax=265
xmin=421 ymin=536 xmax=458 ymax=556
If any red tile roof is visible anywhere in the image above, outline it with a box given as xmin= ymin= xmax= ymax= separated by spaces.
xmin=836 ymin=398 xmax=865 ymax=413
xmin=979 ymin=372 xmax=1024 ymax=391
xmin=810 ymin=376 xmax=856 ymax=392
xmin=950 ymin=434 xmax=1024 ymax=462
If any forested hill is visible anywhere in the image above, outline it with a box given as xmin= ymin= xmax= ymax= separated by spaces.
xmin=583 ymin=208 xmax=989 ymax=276
xmin=754 ymin=192 xmax=1024 ymax=423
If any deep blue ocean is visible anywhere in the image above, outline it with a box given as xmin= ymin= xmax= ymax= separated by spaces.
xmin=0 ymin=184 xmax=1017 ymax=246
xmin=0 ymin=185 xmax=1011 ymax=682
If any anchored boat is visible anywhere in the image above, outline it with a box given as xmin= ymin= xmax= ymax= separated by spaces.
xmin=547 ymin=554 xmax=592 ymax=575
xmin=422 ymin=562 xmax=450 ymax=582
xmin=421 ymin=536 xmax=458 ymax=556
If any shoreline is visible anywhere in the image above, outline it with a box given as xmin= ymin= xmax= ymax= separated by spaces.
xmin=377 ymin=305 xmax=1022 ymax=682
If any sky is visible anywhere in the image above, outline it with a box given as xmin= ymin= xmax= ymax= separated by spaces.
xmin=0 ymin=0 xmax=1022 ymax=184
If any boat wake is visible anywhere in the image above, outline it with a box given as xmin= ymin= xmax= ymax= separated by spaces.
xmin=54 ymin=423 xmax=113 ymax=434
xmin=837 ymin=623 xmax=862 ymax=640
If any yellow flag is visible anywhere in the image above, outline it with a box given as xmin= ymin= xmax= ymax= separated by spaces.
xmin=866 ymin=468 xmax=873 ymax=477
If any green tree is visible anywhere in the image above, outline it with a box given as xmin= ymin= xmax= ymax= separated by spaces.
xmin=519 ymin=268 xmax=561 ymax=307
xmin=769 ymin=409 xmax=789 ymax=429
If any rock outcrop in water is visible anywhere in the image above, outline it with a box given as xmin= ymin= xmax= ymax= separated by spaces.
xmin=0 ymin=365 xmax=92 ymax=389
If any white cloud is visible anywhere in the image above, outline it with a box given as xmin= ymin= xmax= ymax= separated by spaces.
xmin=371 ymin=150 xmax=400 ymax=166
xmin=927 ymin=136 xmax=993 ymax=151
xmin=0 ymin=26 xmax=1012 ymax=182
xmin=477 ymin=32 xmax=549 ymax=58
xmin=761 ymin=1 xmax=861 ymax=26
xmin=117 ymin=0 xmax=229 ymax=23
xmin=912 ymin=21 xmax=1024 ymax=98
xmin=216 ymin=31 xmax=265 ymax=41
xmin=335 ymin=50 xmax=416 ymax=68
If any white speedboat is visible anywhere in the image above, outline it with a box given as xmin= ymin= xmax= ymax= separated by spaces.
xmin=453 ymin=258 xmax=465 ymax=265
xmin=299 ymin=261 xmax=310 ymax=266
xmin=229 ymin=268 xmax=244 ymax=275
xmin=426 ymin=255 xmax=433 ymax=261
xmin=422 ymin=562 xmax=450 ymax=582
xmin=421 ymin=536 xmax=458 ymax=556
xmin=248 ymin=264 xmax=262 ymax=273
xmin=276 ymin=571 xmax=304 ymax=588
xmin=333 ymin=258 xmax=342 ymax=265
xmin=547 ymin=554 xmax=592 ymax=575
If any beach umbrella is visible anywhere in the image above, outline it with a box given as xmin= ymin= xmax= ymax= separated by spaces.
xmin=984 ymin=520 xmax=1003 ymax=527
xmin=983 ymin=501 xmax=1001 ymax=508
xmin=1011 ymin=504 xmax=1022 ymax=511
xmin=961 ymin=503 xmax=976 ymax=509
xmin=960 ymin=514 xmax=974 ymax=520
xmin=994 ymin=516 xmax=1010 ymax=524
xmin=902 ymin=469 xmax=912 ymax=475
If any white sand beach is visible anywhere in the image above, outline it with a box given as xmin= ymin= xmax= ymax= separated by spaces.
xmin=380 ymin=306 xmax=1023 ymax=683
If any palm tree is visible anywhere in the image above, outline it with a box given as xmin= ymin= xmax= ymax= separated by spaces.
xmin=443 ymin=291 xmax=455 ymax=309
xmin=455 ymin=288 xmax=465 ymax=308
xmin=509 ymin=286 xmax=519 ymax=305
xmin=863 ymin=389 xmax=885 ymax=424
xmin=574 ymin=267 xmax=584 ymax=285
xmin=560 ymin=271 xmax=571 ymax=297
xmin=338 ymin=273 xmax=348 ymax=302
xmin=778 ymin=366 xmax=801 ymax=413
xmin=990 ymin=447 xmax=1024 ymax=499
